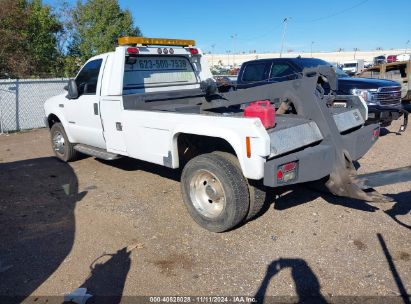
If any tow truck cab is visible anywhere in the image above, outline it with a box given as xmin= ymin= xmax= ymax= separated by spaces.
xmin=46 ymin=38 xmax=212 ymax=150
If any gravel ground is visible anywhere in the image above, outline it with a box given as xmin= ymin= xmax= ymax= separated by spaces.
xmin=0 ymin=120 xmax=410 ymax=304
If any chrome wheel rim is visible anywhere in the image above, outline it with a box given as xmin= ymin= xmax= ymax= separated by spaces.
xmin=52 ymin=131 xmax=65 ymax=154
xmin=189 ymin=169 xmax=226 ymax=218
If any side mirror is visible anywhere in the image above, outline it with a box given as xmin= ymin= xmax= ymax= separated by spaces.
xmin=67 ymin=79 xmax=79 ymax=99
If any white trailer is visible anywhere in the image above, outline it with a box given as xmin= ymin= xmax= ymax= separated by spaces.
xmin=342 ymin=59 xmax=365 ymax=75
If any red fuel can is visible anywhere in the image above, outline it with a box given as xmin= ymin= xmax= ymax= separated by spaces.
xmin=244 ymin=101 xmax=276 ymax=129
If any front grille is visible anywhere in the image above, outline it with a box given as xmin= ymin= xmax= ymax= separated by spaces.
xmin=371 ymin=86 xmax=402 ymax=105
xmin=379 ymin=86 xmax=401 ymax=93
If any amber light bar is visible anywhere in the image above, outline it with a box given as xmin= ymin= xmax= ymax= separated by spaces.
xmin=118 ymin=37 xmax=196 ymax=47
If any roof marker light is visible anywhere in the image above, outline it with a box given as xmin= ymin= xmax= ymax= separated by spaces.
xmin=188 ymin=48 xmax=199 ymax=55
xmin=127 ymin=47 xmax=139 ymax=54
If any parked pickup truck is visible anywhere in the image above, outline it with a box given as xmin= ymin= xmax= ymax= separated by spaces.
xmin=44 ymin=37 xmax=411 ymax=232
xmin=235 ymin=58 xmax=405 ymax=127
xmin=357 ymin=60 xmax=411 ymax=103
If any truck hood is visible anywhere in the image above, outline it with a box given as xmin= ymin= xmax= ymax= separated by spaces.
xmin=337 ymin=77 xmax=400 ymax=95
xmin=44 ymin=93 xmax=67 ymax=112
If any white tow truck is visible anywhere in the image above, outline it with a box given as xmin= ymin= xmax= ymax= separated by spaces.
xmin=44 ymin=37 xmax=411 ymax=232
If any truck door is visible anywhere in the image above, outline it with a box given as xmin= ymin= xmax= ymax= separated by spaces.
xmin=64 ymin=58 xmax=106 ymax=149
xmin=100 ymin=97 xmax=127 ymax=153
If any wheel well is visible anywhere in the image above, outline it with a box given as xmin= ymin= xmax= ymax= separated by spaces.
xmin=177 ymin=134 xmax=237 ymax=167
xmin=47 ymin=114 xmax=61 ymax=129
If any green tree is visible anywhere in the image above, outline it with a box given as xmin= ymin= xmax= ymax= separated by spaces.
xmin=70 ymin=0 xmax=142 ymax=62
xmin=0 ymin=0 xmax=62 ymax=78
xmin=26 ymin=0 xmax=62 ymax=76
xmin=0 ymin=0 xmax=30 ymax=77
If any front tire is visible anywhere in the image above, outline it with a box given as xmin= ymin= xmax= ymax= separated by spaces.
xmin=181 ymin=153 xmax=250 ymax=232
xmin=50 ymin=123 xmax=78 ymax=162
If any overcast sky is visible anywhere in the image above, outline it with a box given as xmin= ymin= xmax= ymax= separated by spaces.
xmin=46 ymin=0 xmax=411 ymax=54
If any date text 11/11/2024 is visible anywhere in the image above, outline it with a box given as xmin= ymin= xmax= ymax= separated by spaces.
xmin=149 ymin=296 xmax=257 ymax=303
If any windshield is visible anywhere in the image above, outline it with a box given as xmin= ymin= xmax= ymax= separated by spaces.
xmin=294 ymin=58 xmax=349 ymax=78
xmin=343 ymin=63 xmax=357 ymax=68
xmin=294 ymin=58 xmax=329 ymax=69
xmin=334 ymin=67 xmax=349 ymax=78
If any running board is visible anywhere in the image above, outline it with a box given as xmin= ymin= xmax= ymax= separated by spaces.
xmin=74 ymin=144 xmax=120 ymax=161
xmin=357 ymin=166 xmax=411 ymax=190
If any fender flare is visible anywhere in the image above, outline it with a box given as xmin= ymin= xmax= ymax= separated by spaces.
xmin=170 ymin=129 xmax=266 ymax=180
xmin=46 ymin=111 xmax=76 ymax=143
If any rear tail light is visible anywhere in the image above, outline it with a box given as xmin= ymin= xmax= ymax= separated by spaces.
xmin=277 ymin=161 xmax=299 ymax=184
xmin=127 ymin=47 xmax=139 ymax=55
xmin=188 ymin=48 xmax=199 ymax=55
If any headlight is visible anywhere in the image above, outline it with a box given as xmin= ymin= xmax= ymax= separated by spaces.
xmin=350 ymin=89 xmax=377 ymax=104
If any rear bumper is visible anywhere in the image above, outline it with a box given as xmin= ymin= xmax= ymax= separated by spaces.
xmin=263 ymin=124 xmax=379 ymax=187
xmin=263 ymin=142 xmax=334 ymax=187
xmin=343 ymin=123 xmax=379 ymax=161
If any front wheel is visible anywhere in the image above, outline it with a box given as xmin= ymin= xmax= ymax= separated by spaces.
xmin=50 ymin=123 xmax=78 ymax=162
xmin=181 ymin=153 xmax=250 ymax=232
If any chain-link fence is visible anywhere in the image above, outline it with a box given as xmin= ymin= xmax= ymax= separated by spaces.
xmin=0 ymin=78 xmax=68 ymax=133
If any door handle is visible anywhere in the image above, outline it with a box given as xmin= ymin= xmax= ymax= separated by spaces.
xmin=94 ymin=103 xmax=99 ymax=115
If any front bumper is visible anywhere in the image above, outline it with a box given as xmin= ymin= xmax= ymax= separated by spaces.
xmin=367 ymin=105 xmax=402 ymax=124
xmin=263 ymin=124 xmax=379 ymax=187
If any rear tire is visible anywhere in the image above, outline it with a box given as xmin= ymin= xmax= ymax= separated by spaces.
xmin=247 ymin=180 xmax=267 ymax=221
xmin=212 ymin=151 xmax=267 ymax=221
xmin=181 ymin=153 xmax=250 ymax=232
xmin=50 ymin=123 xmax=78 ymax=162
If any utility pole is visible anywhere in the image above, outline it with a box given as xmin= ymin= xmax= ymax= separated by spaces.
xmin=353 ymin=48 xmax=359 ymax=60
xmin=211 ymin=44 xmax=216 ymax=67
xmin=406 ymin=40 xmax=410 ymax=54
xmin=311 ymin=41 xmax=315 ymax=58
xmin=231 ymin=34 xmax=237 ymax=66
xmin=280 ymin=17 xmax=291 ymax=58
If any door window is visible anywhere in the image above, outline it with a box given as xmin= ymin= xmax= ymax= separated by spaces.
xmin=75 ymin=59 xmax=103 ymax=96
xmin=242 ymin=62 xmax=270 ymax=82
xmin=269 ymin=63 xmax=295 ymax=80
xmin=385 ymin=65 xmax=407 ymax=80
xmin=360 ymin=69 xmax=380 ymax=78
